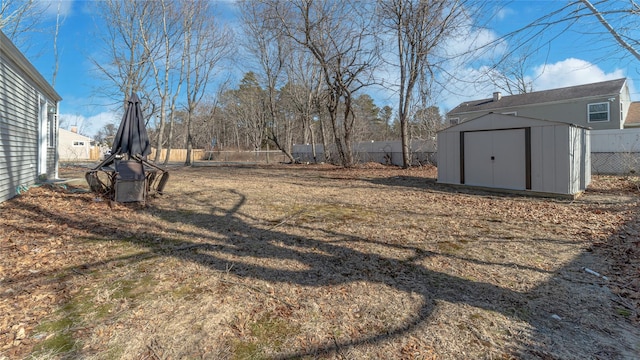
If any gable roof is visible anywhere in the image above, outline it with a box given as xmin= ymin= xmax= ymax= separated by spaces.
xmin=0 ymin=30 xmax=61 ymax=102
xmin=59 ymin=128 xmax=94 ymax=141
xmin=624 ymin=102 xmax=640 ymax=127
xmin=448 ymin=78 xmax=626 ymax=116
xmin=439 ymin=112 xmax=587 ymax=134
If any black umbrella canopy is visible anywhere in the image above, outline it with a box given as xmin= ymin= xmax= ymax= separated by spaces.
xmin=111 ymin=93 xmax=151 ymax=158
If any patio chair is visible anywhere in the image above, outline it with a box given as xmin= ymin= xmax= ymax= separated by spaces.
xmin=114 ymin=160 xmax=147 ymax=203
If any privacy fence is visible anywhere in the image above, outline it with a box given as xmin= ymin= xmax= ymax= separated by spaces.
xmin=292 ymin=140 xmax=438 ymax=167
xmin=293 ymin=131 xmax=640 ymax=175
xmin=590 ymin=129 xmax=640 ymax=175
xmin=63 ymin=131 xmax=639 ymax=174
xmin=150 ymin=148 xmax=205 ymax=162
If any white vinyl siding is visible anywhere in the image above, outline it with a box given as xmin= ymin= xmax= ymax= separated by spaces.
xmin=588 ymin=102 xmax=610 ymax=122
xmin=0 ymin=55 xmax=39 ymax=202
xmin=1 ymin=34 xmax=60 ymax=202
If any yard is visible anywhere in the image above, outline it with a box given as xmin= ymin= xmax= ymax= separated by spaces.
xmin=1 ymin=163 xmax=639 ymax=359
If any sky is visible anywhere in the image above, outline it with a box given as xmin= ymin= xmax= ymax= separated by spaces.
xmin=16 ymin=0 xmax=640 ymax=138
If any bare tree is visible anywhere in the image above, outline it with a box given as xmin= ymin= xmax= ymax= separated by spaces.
xmin=92 ymin=1 xmax=155 ymax=110
xmin=378 ymin=0 xmax=467 ymax=168
xmin=0 ymin=0 xmax=51 ymax=50
xmin=485 ymin=50 xmax=535 ymax=95
xmin=51 ymin=1 xmax=63 ymax=87
xmin=137 ymin=0 xmax=183 ymax=163
xmin=492 ymin=1 xmax=640 ymax=72
xmin=269 ymin=0 xmax=380 ymax=167
xmin=182 ymin=0 xmax=234 ymax=165
xmin=282 ymin=51 xmax=326 ymax=163
xmin=1 ymin=0 xmax=63 ymax=87
xmin=239 ymin=0 xmax=296 ymax=163
xmin=577 ymin=0 xmax=640 ymax=62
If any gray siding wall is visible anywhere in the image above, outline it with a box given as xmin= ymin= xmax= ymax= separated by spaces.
xmin=450 ymin=96 xmax=623 ymax=130
xmin=1 ymin=52 xmax=48 ymax=202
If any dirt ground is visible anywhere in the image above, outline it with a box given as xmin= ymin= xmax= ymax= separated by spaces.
xmin=1 ymin=163 xmax=639 ymax=359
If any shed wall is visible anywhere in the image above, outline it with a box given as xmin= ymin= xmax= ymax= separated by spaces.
xmin=437 ymin=114 xmax=589 ymax=196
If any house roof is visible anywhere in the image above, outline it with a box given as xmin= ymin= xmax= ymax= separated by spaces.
xmin=624 ymin=102 xmax=640 ymax=127
xmin=59 ymin=128 xmax=94 ymax=141
xmin=0 ymin=30 xmax=62 ymax=102
xmin=447 ymin=78 xmax=627 ymax=116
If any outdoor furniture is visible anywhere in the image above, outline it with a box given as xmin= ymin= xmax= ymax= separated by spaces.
xmin=85 ymin=156 xmax=169 ymax=203
xmin=114 ymin=160 xmax=146 ymax=203
xmin=84 ymin=92 xmax=169 ymax=203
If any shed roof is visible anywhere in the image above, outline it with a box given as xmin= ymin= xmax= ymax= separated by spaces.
xmin=448 ymin=78 xmax=626 ymax=116
xmin=439 ymin=113 xmax=587 ymax=134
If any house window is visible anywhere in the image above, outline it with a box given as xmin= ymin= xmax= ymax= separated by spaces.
xmin=73 ymin=141 xmax=86 ymax=146
xmin=449 ymin=117 xmax=460 ymax=126
xmin=588 ymin=102 xmax=609 ymax=122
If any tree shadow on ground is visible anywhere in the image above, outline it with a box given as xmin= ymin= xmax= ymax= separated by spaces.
xmin=3 ymin=175 xmax=639 ymax=359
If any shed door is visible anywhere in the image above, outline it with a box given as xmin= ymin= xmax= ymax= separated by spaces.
xmin=463 ymin=129 xmax=528 ymax=190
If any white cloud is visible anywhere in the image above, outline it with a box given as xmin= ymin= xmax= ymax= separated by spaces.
xmin=529 ymin=58 xmax=625 ymax=91
xmin=59 ymin=111 xmax=119 ymax=138
xmin=38 ymin=0 xmax=74 ymax=18
xmin=439 ymin=58 xmax=630 ymax=113
xmin=442 ymin=17 xmax=505 ymax=61
xmin=438 ymin=65 xmax=497 ymax=111
xmin=494 ymin=7 xmax=515 ymax=21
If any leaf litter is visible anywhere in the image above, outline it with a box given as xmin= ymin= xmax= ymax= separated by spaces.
xmin=0 ymin=163 xmax=638 ymax=359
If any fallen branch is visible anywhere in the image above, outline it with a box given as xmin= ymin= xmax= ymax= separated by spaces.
xmin=218 ymin=278 xmax=294 ymax=309
xmin=268 ymin=210 xmax=306 ymax=230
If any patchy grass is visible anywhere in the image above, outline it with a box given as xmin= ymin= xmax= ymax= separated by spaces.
xmin=1 ymin=163 xmax=639 ymax=359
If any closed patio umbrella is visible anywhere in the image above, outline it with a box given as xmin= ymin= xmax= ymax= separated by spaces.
xmin=111 ymin=93 xmax=151 ymax=159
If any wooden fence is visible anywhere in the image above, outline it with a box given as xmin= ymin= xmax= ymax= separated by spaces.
xmin=149 ymin=148 xmax=205 ymax=162
xmin=90 ymin=146 xmax=102 ymax=160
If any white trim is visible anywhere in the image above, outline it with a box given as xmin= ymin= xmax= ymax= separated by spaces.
xmin=620 ymin=101 xmax=624 ymax=123
xmin=587 ymin=102 xmax=610 ymax=122
xmin=38 ymin=96 xmax=47 ymax=175
xmin=502 ymin=111 xmax=517 ymax=116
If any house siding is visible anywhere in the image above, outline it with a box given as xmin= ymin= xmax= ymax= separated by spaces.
xmin=58 ymin=128 xmax=94 ymax=161
xmin=450 ymin=96 xmax=623 ymax=130
xmin=1 ymin=31 xmax=61 ymax=203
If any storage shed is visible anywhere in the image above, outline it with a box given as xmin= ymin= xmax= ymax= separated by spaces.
xmin=437 ymin=113 xmax=590 ymax=196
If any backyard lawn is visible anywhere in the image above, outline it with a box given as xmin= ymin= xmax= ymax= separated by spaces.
xmin=1 ymin=163 xmax=639 ymax=359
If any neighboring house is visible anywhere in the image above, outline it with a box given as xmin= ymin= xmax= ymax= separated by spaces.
xmin=58 ymin=127 xmax=94 ymax=161
xmin=446 ymin=78 xmax=633 ymax=130
xmin=622 ymin=101 xmax=640 ymax=128
xmin=0 ymin=30 xmax=62 ymax=203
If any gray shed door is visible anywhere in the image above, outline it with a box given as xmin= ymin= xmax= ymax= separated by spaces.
xmin=463 ymin=129 xmax=527 ymax=190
